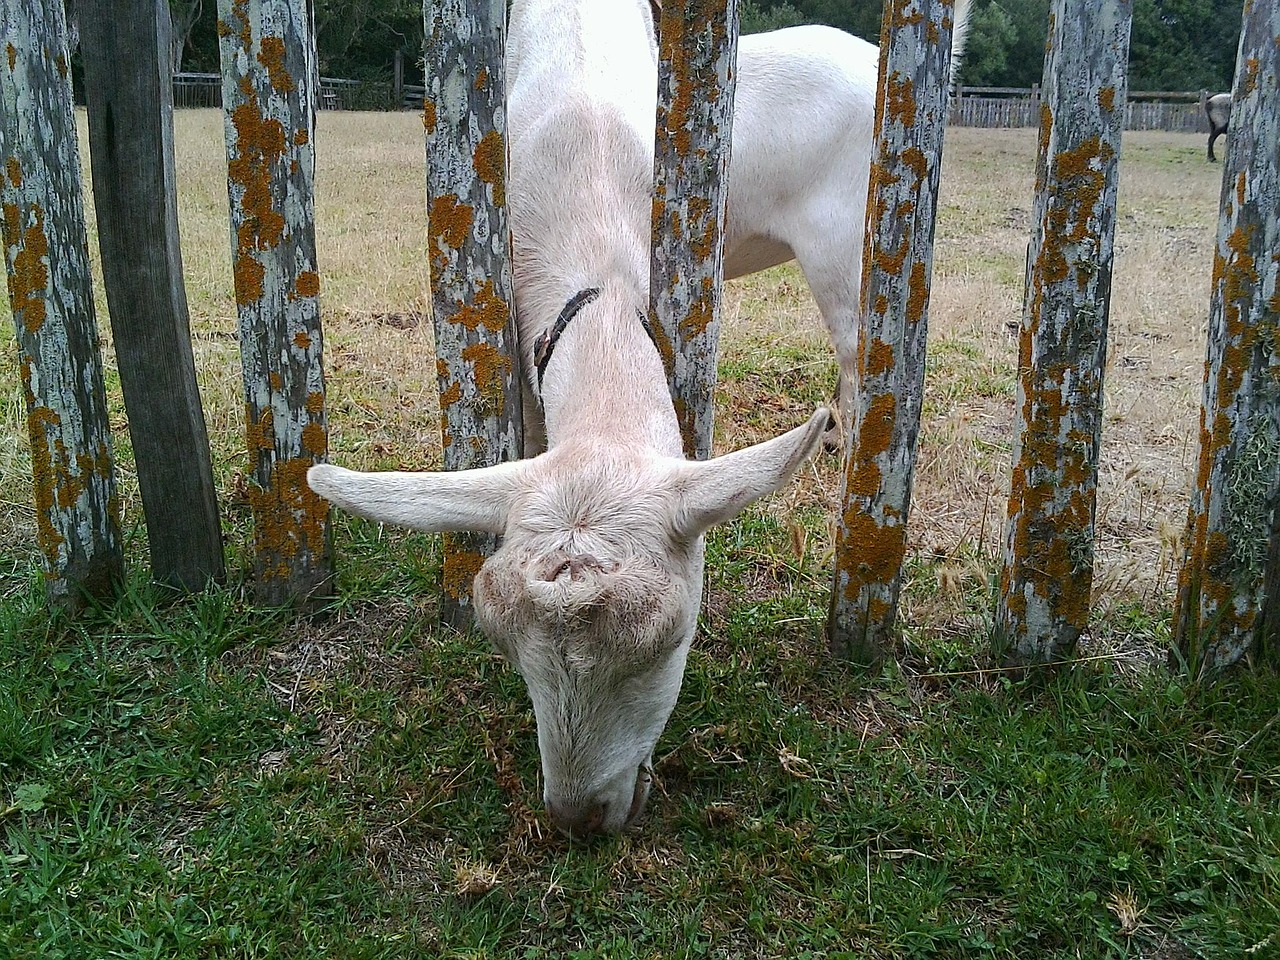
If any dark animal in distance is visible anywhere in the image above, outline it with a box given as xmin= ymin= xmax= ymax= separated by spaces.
xmin=1201 ymin=90 xmax=1231 ymax=162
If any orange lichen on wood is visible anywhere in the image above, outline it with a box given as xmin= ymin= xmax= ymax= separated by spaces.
xmin=473 ymin=130 xmax=506 ymax=207
xmin=25 ymin=393 xmax=66 ymax=567
xmin=225 ymin=63 xmax=296 ymax=309
xmin=448 ymin=279 xmax=509 ymax=333
xmin=234 ymin=251 xmax=265 ymax=304
xmin=6 ymin=204 xmax=49 ymax=333
xmin=900 ymin=146 xmax=928 ymax=184
xmin=865 ymin=338 xmax=895 ymax=377
xmin=845 ymin=392 xmax=896 ymax=499
xmin=248 ymin=456 xmax=329 ymax=580
xmin=886 ymin=73 xmax=916 ymax=127
xmin=680 ymin=293 xmax=714 ymax=339
xmin=887 ymin=0 xmax=924 ymax=29
xmin=659 ymin=10 xmax=694 ymax=157
xmin=258 ymin=36 xmax=296 ymax=94
xmin=245 ymin=404 xmax=275 ymax=454
xmin=301 ymin=421 xmax=327 ymax=457
xmin=906 ymin=260 xmax=929 ymax=325
xmin=461 ymin=340 xmax=512 ymax=416
xmin=442 ymin=544 xmax=486 ymax=601
xmin=438 ymin=379 xmax=462 ymax=409
xmin=836 ymin=505 xmax=907 ymax=602
xmin=294 ymin=269 xmax=320 ymax=298
xmin=875 ymin=238 xmax=909 ymax=277
xmin=428 ymin=194 xmax=474 ymax=271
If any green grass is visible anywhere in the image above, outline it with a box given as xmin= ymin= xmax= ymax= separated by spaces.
xmin=3 ymin=524 xmax=1278 ymax=959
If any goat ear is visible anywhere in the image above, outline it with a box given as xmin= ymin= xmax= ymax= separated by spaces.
xmin=672 ymin=406 xmax=831 ymax=540
xmin=307 ymin=461 xmax=523 ymax=534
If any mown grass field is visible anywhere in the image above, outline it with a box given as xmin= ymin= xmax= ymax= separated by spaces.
xmin=2 ymin=112 xmax=1278 ymax=958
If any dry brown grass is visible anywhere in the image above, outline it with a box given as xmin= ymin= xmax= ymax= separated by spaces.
xmin=1 ymin=115 xmax=1223 ymax=643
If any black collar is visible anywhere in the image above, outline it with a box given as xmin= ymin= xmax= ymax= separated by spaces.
xmin=532 ymin=288 xmax=662 ymax=395
xmin=533 ymin=287 xmax=600 ymax=392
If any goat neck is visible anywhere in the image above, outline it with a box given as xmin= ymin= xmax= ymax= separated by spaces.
xmin=535 ymin=285 xmax=680 ymax=457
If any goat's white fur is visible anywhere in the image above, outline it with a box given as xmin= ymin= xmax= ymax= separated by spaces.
xmin=310 ymin=0 xmax=834 ymax=835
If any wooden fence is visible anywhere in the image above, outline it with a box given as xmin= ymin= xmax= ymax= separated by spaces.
xmin=991 ymin=0 xmax=1131 ymax=666
xmin=951 ymin=88 xmax=1207 ymax=131
xmin=828 ymin=0 xmax=963 ymax=663
xmin=174 ymin=69 xmax=1216 ymax=133
xmin=4 ymin=0 xmax=1276 ymax=674
xmin=171 ymin=72 xmax=370 ymax=110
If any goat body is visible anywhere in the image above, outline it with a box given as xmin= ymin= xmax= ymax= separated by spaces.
xmin=726 ymin=24 xmax=880 ymax=439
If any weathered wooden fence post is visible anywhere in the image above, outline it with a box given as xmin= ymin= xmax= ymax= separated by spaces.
xmin=217 ymin=0 xmax=332 ymax=606
xmin=423 ymin=0 xmax=522 ymax=630
xmin=1174 ymin=0 xmax=1280 ymax=674
xmin=81 ymin=0 xmax=226 ymax=591
xmin=649 ymin=0 xmax=739 ymax=461
xmin=827 ymin=0 xmax=964 ymax=664
xmin=0 ymin=0 xmax=123 ymax=610
xmin=992 ymin=0 xmax=1132 ymax=667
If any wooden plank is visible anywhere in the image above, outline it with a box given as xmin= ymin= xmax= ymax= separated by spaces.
xmin=0 ymin=0 xmax=123 ymax=610
xmin=423 ymin=0 xmax=521 ymax=630
xmin=827 ymin=0 xmax=964 ymax=664
xmin=992 ymin=0 xmax=1132 ymax=667
xmin=217 ymin=0 xmax=332 ymax=606
xmin=1174 ymin=0 xmax=1280 ymax=673
xmin=649 ymin=0 xmax=740 ymax=461
xmin=80 ymin=0 xmax=225 ymax=590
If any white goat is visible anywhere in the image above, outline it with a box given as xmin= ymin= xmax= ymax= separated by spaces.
xmin=726 ymin=3 xmax=968 ymax=445
xmin=310 ymin=0 xmax=829 ymax=837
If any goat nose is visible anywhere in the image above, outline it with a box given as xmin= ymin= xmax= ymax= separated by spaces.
xmin=546 ymin=799 xmax=606 ymax=838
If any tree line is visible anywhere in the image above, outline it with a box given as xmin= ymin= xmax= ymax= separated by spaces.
xmin=70 ymin=0 xmax=1242 ymax=97
xmin=742 ymin=0 xmax=1243 ymax=91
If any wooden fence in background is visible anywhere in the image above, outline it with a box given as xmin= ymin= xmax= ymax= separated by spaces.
xmin=170 ymin=70 xmax=1216 ymax=133
xmin=171 ymin=72 xmax=366 ymax=109
xmin=952 ymin=86 xmax=1206 ymax=131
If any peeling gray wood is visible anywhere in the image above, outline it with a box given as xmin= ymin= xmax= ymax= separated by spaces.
xmin=423 ymin=0 xmax=521 ymax=630
xmin=992 ymin=0 xmax=1132 ymax=668
xmin=649 ymin=0 xmax=739 ymax=461
xmin=217 ymin=0 xmax=332 ymax=606
xmin=81 ymin=0 xmax=225 ymax=591
xmin=1174 ymin=0 xmax=1280 ymax=674
xmin=0 ymin=0 xmax=123 ymax=610
xmin=827 ymin=0 xmax=964 ymax=666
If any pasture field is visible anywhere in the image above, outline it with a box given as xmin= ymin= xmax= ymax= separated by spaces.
xmin=2 ymin=111 xmax=1278 ymax=958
